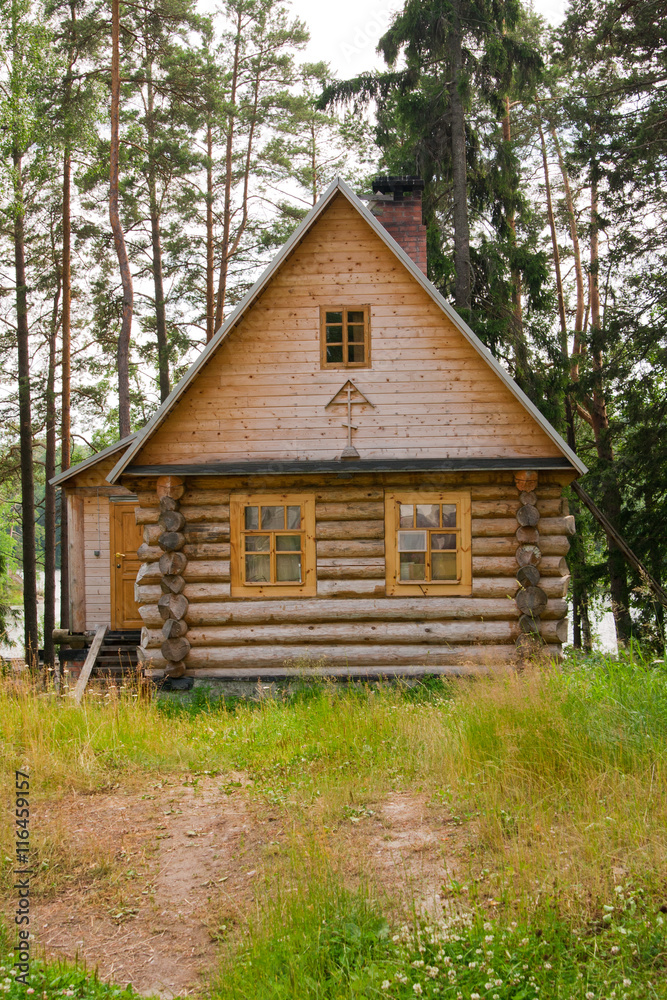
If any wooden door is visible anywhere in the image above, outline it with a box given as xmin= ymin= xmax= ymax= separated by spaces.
xmin=110 ymin=502 xmax=144 ymax=629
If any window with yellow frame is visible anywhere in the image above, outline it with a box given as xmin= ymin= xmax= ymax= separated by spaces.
xmin=230 ymin=494 xmax=316 ymax=597
xmin=384 ymin=492 xmax=472 ymax=596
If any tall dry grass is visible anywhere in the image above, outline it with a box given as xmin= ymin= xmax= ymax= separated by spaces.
xmin=1 ymin=652 xmax=665 ymax=915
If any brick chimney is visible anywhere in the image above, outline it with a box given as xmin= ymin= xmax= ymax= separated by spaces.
xmin=368 ymin=175 xmax=427 ymax=274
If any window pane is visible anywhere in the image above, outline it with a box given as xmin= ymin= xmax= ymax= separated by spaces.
xmin=348 ymin=343 xmax=365 ymax=363
xmin=276 ymin=534 xmax=301 ymax=551
xmin=347 ymin=325 xmax=365 ymax=342
xmin=326 ymin=344 xmax=343 ymax=363
xmin=326 ymin=311 xmax=343 ymax=323
xmin=276 ymin=553 xmax=301 ymax=582
xmin=347 ymin=310 xmax=364 ymax=323
xmin=416 ymin=504 xmax=440 ymax=527
xmin=432 ymin=551 xmax=457 ymax=580
xmin=326 ymin=325 xmax=343 ymax=343
xmin=399 ymin=552 xmax=426 ymax=580
xmin=245 ymin=534 xmax=270 ymax=552
xmin=398 ymin=530 xmax=427 ymax=551
xmin=442 ymin=504 xmax=457 ymax=527
xmin=246 ymin=553 xmax=270 ymax=582
xmin=286 ymin=505 xmax=301 ymax=529
xmin=244 ymin=506 xmax=259 ymax=530
xmin=399 ymin=504 xmax=414 ymax=528
xmin=431 ymin=532 xmax=457 ymax=550
xmin=261 ymin=506 xmax=284 ymax=530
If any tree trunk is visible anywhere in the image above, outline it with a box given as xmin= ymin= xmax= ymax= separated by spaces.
xmin=502 ymin=96 xmax=527 ymax=384
xmin=538 ymin=120 xmax=567 ymax=348
xmin=206 ymin=123 xmax=214 ymax=343
xmin=60 ymin=145 xmax=71 ymax=630
xmin=146 ymin=68 xmax=169 ymax=401
xmin=110 ymin=0 xmax=133 ymax=438
xmin=44 ymin=271 xmax=61 ymax=675
xmin=214 ymin=11 xmax=242 ymax=332
xmin=13 ymin=150 xmax=38 ymax=669
xmin=503 ymin=98 xmax=522 ymax=327
xmin=311 ymin=121 xmax=317 ymax=205
xmin=552 ymin=126 xmax=586 ymax=377
xmin=588 ymin=177 xmax=632 ymax=643
xmin=448 ymin=2 xmax=471 ymax=312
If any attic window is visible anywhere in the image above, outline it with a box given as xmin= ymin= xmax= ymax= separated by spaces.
xmin=321 ymin=306 xmax=370 ymax=368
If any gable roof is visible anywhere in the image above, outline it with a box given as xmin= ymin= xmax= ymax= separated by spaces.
xmin=50 ymin=433 xmax=137 ymax=487
xmin=108 ymin=178 xmax=586 ymax=481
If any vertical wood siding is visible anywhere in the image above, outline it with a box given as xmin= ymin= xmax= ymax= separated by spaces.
xmin=133 ymin=193 xmax=563 ymax=466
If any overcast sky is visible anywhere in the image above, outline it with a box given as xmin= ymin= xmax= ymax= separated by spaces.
xmin=286 ymin=0 xmax=567 ymax=78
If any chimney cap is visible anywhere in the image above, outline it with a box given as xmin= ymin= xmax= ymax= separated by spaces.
xmin=372 ymin=175 xmax=424 ymax=199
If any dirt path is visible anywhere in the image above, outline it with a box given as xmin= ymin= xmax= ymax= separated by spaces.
xmin=32 ymin=776 xmax=271 ymax=998
xmin=18 ymin=780 xmax=462 ymax=998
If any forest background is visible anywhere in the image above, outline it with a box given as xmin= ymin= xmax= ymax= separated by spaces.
xmin=0 ymin=0 xmax=665 ymax=667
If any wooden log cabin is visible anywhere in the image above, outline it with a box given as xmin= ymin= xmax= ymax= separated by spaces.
xmin=54 ymin=176 xmax=586 ymax=681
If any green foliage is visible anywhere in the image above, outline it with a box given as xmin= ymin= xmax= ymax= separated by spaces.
xmin=0 ymin=923 xmax=151 ymax=998
xmin=213 ymin=880 xmax=667 ymax=999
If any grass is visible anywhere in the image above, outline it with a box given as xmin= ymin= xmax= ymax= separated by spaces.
xmin=0 ymin=650 xmax=666 ymax=996
xmin=0 ymin=923 xmax=148 ymax=999
xmin=212 ymin=872 xmax=667 ymax=999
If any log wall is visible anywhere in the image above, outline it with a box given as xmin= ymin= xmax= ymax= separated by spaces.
xmin=132 ymin=470 xmax=573 ymax=675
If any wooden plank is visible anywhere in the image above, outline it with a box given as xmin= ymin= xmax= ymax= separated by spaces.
xmin=183 ymin=596 xmax=543 ymax=626
xmin=315 ymin=520 xmax=384 ymax=540
xmin=145 ymin=664 xmax=518 ymax=680
xmin=315 ymin=501 xmax=384 ymax=520
xmin=72 ymin=625 xmax=108 ymax=704
xmin=137 ymin=642 xmax=538 ymax=669
xmin=141 ymin=620 xmax=520 ymax=648
xmin=317 ymin=579 xmax=385 ymax=598
xmin=317 ymin=539 xmax=385 ymax=559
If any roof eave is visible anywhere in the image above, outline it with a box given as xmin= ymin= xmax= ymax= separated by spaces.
xmin=50 ymin=433 xmax=137 ymax=487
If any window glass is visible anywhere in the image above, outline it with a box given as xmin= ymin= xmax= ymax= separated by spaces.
xmin=432 ymin=552 xmax=457 ymax=580
xmin=276 ymin=534 xmax=301 ymax=551
xmin=398 ymin=530 xmax=427 ymax=551
xmin=276 ymin=553 xmax=301 ymax=582
xmin=261 ymin=506 xmax=284 ymax=530
xmin=246 ymin=554 xmax=270 ymax=582
xmin=442 ymin=504 xmax=457 ymax=527
xmin=416 ymin=504 xmax=440 ymax=527
xmin=244 ymin=506 xmax=259 ymax=530
xmin=400 ymin=552 xmax=426 ymax=580
xmin=245 ymin=534 xmax=270 ymax=552
xmin=431 ymin=532 xmax=456 ymax=550
xmin=399 ymin=504 xmax=414 ymax=527
xmin=287 ymin=506 xmax=301 ymax=529
xmin=327 ymin=344 xmax=343 ymax=363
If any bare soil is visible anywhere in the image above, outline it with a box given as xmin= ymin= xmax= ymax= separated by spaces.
xmin=12 ymin=779 xmax=463 ymax=998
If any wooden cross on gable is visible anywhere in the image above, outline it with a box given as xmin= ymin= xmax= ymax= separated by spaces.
xmin=325 ymin=380 xmax=375 ymax=459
